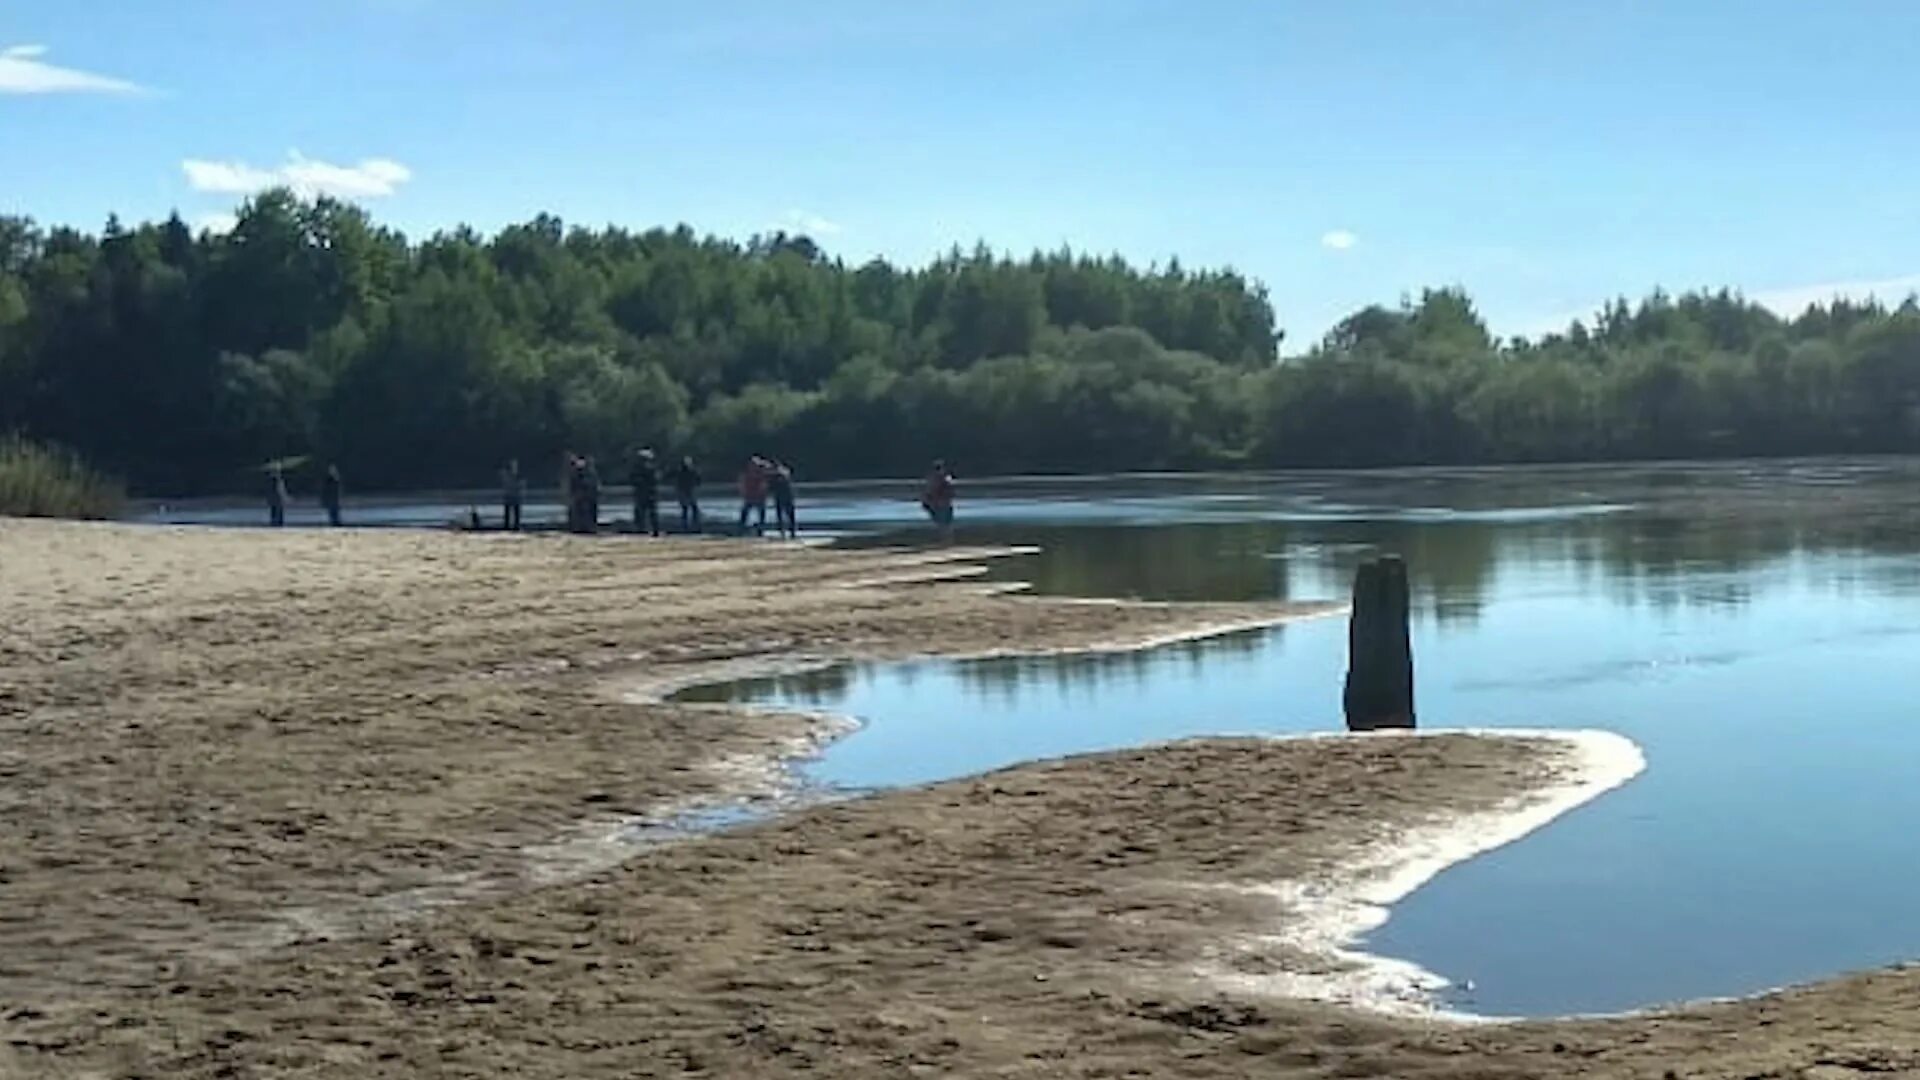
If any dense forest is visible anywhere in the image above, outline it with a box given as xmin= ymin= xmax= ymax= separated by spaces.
xmin=4 ymin=193 xmax=1920 ymax=496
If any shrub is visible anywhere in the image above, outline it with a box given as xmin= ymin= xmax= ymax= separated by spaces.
xmin=0 ymin=435 xmax=126 ymax=519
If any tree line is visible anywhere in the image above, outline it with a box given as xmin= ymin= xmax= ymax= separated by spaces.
xmin=4 ymin=193 xmax=1920 ymax=496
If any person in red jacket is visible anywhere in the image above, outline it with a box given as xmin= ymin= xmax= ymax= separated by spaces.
xmin=737 ymin=456 xmax=770 ymax=536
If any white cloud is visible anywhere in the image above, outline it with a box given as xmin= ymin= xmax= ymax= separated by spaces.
xmin=0 ymin=43 xmax=142 ymax=95
xmin=281 ymin=155 xmax=412 ymax=199
xmin=195 ymin=212 xmax=239 ymax=236
xmin=181 ymin=160 xmax=279 ymax=195
xmin=779 ymin=209 xmax=842 ymax=237
xmin=181 ymin=152 xmax=413 ymax=199
xmin=1321 ymin=229 xmax=1358 ymax=252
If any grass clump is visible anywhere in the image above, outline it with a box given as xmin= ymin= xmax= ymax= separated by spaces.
xmin=0 ymin=435 xmax=125 ymax=519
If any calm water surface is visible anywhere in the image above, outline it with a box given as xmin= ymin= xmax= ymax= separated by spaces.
xmin=681 ymin=460 xmax=1920 ymax=1016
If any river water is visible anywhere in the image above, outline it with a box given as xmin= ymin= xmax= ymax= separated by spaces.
xmin=140 ymin=460 xmax=1920 ymax=1016
xmin=674 ymin=460 xmax=1920 ymax=1017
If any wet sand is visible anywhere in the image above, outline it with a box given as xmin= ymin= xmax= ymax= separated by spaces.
xmin=5 ymin=520 xmax=1920 ymax=1078
xmin=0 ymin=521 xmax=1334 ymax=1001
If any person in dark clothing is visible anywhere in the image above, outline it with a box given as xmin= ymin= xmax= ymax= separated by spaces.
xmin=769 ymin=460 xmax=798 ymax=539
xmin=629 ymin=448 xmax=661 ymax=536
xmin=266 ymin=465 xmax=288 ymax=527
xmin=320 ymin=465 xmax=344 ymax=527
xmin=921 ymin=459 xmax=956 ymax=539
xmin=500 ymin=458 xmax=524 ymax=531
xmin=737 ymin=456 xmax=769 ymax=536
xmin=562 ymin=454 xmax=581 ymax=532
xmin=582 ymin=456 xmax=602 ymax=534
xmin=565 ymin=453 xmax=599 ymax=534
xmin=673 ymin=456 xmax=703 ymax=533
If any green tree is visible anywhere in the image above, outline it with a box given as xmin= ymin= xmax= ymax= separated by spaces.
xmin=13 ymin=198 xmax=1920 ymax=496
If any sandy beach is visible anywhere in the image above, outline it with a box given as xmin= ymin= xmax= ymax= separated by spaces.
xmin=5 ymin=519 xmax=1920 ymax=1078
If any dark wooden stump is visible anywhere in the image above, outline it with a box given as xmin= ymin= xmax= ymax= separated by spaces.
xmin=1343 ymin=556 xmax=1415 ymax=731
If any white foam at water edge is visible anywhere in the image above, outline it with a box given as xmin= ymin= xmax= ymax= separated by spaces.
xmin=1210 ymin=727 xmax=1646 ymax=1021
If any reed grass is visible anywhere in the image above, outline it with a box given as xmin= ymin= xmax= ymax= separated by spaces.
xmin=0 ymin=435 xmax=125 ymax=519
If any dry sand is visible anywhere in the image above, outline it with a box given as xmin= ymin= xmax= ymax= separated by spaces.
xmin=3 ymin=519 xmax=1919 ymax=1079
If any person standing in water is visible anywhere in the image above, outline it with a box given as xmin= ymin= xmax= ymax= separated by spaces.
xmin=673 ymin=455 xmax=703 ymax=533
xmin=737 ymin=456 xmax=769 ymax=536
xmin=500 ymin=458 xmax=524 ymax=531
xmin=629 ymin=447 xmax=661 ymax=537
xmin=320 ymin=464 xmax=344 ymax=527
xmin=769 ymin=460 xmax=798 ymax=539
xmin=581 ymin=455 xmax=602 ymax=534
xmin=266 ymin=464 xmax=288 ymax=527
xmin=564 ymin=452 xmax=599 ymax=534
xmin=561 ymin=453 xmax=581 ymax=532
xmin=921 ymin=459 xmax=956 ymax=539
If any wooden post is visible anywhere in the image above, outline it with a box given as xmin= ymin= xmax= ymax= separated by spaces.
xmin=1344 ymin=556 xmax=1415 ymax=731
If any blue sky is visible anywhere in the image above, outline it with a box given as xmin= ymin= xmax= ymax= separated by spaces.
xmin=6 ymin=1 xmax=1920 ymax=344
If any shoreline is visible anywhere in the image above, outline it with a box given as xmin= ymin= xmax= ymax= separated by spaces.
xmin=1208 ymin=728 xmax=1647 ymax=1019
xmin=606 ymin=615 xmax=1647 ymax=1027
xmin=0 ymin=519 xmax=1342 ymax=1002
xmin=121 ymin=453 xmax=1920 ymax=512
xmin=553 ymin=602 xmax=1346 ymax=887
xmin=3 ymin=728 xmax=1652 ymax=1078
xmin=613 ymin=599 xmax=1341 ymax=702
xmin=15 ymin=519 xmax=1920 ymax=1077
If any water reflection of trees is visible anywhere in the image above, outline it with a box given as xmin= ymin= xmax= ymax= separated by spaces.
xmin=692 ymin=469 xmax=1920 ymax=709
xmin=952 ymin=628 xmax=1274 ymax=698
xmin=974 ymin=524 xmax=1298 ymax=604
xmin=1581 ymin=508 xmax=1920 ymax=610
xmin=677 ymin=663 xmax=857 ymax=705
xmin=973 ymin=520 xmax=1506 ymax=624
xmin=969 ymin=469 xmax=1920 ymax=620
